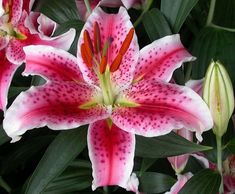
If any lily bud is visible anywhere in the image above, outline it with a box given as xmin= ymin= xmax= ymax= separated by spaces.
xmin=203 ymin=60 xmax=234 ymax=137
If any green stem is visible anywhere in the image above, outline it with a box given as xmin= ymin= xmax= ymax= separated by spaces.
xmin=84 ymin=0 xmax=92 ymax=15
xmin=216 ymin=135 xmax=224 ymax=194
xmin=206 ymin=0 xmax=216 ymax=26
xmin=133 ymin=0 xmax=153 ymax=27
xmin=0 ymin=176 xmax=11 ymax=193
xmin=210 ymin=23 xmax=235 ymax=32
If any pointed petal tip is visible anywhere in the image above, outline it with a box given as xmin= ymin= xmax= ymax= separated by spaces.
xmin=10 ymin=136 xmax=22 ymax=143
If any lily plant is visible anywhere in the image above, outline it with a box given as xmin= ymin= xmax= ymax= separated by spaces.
xmin=3 ymin=7 xmax=213 ymax=191
xmin=0 ymin=0 xmax=75 ymax=111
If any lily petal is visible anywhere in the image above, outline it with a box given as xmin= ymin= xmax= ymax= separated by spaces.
xmin=88 ymin=120 xmax=135 ymax=190
xmin=0 ymin=36 xmax=9 ymax=50
xmin=224 ymin=175 xmax=235 ymax=194
xmin=185 ymin=79 xmax=204 ymax=96
xmin=6 ymin=27 xmax=76 ymax=65
xmin=0 ymin=0 xmax=4 ymax=17
xmin=23 ymin=45 xmax=84 ymax=82
xmin=3 ymin=82 xmax=111 ymax=142
xmin=77 ymin=7 xmax=139 ymax=90
xmin=133 ymin=34 xmax=195 ymax=83
xmin=25 ymin=12 xmax=56 ymax=37
xmin=22 ymin=0 xmax=35 ymax=13
xmin=37 ymin=13 xmax=56 ymax=37
xmin=4 ymin=0 xmax=23 ymax=25
xmin=165 ymin=173 xmax=193 ymax=194
xmin=112 ymin=79 xmax=213 ymax=140
xmin=0 ymin=50 xmax=18 ymax=111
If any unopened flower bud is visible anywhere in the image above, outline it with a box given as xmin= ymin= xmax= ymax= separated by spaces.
xmin=203 ymin=60 xmax=234 ymax=137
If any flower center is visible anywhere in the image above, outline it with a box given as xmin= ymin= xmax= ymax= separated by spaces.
xmin=0 ymin=3 xmax=26 ymax=40
xmin=80 ymin=22 xmax=134 ymax=106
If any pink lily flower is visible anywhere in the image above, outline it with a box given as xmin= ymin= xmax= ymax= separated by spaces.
xmin=167 ymin=129 xmax=193 ymax=174
xmin=76 ymin=0 xmax=146 ymax=21
xmin=3 ymin=7 xmax=213 ymax=191
xmin=223 ymin=155 xmax=235 ymax=194
xmin=165 ymin=173 xmax=193 ymax=194
xmin=0 ymin=0 xmax=75 ymax=111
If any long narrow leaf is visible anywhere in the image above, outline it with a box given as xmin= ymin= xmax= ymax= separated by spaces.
xmin=135 ymin=132 xmax=212 ymax=158
xmin=24 ymin=126 xmax=87 ymax=194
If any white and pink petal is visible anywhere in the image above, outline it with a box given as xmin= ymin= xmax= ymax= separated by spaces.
xmin=3 ymin=82 xmax=111 ymax=142
xmin=165 ymin=173 xmax=193 ymax=194
xmin=112 ymin=80 xmax=213 ymax=141
xmin=88 ymin=120 xmax=135 ymax=190
xmin=133 ymin=34 xmax=195 ymax=83
xmin=5 ymin=28 xmax=76 ymax=65
xmin=0 ymin=50 xmax=18 ymax=111
xmin=23 ymin=45 xmax=84 ymax=82
xmin=185 ymin=79 xmax=204 ymax=96
xmin=5 ymin=0 xmax=23 ymax=25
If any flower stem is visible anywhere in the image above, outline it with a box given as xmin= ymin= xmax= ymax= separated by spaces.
xmin=216 ymin=135 xmax=224 ymax=194
xmin=84 ymin=0 xmax=92 ymax=15
xmin=0 ymin=176 xmax=11 ymax=193
xmin=206 ymin=0 xmax=216 ymax=26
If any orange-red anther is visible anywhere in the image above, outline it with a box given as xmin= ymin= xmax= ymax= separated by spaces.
xmin=119 ymin=28 xmax=134 ymax=56
xmin=99 ymin=55 xmax=107 ymax=74
xmin=81 ymin=43 xmax=93 ymax=68
xmin=94 ymin=22 xmax=101 ymax=54
xmin=84 ymin=30 xmax=94 ymax=54
xmin=110 ymin=53 xmax=123 ymax=72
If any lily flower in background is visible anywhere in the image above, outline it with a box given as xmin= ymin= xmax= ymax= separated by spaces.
xmin=0 ymin=0 xmax=75 ymax=111
xmin=223 ymin=155 xmax=235 ymax=194
xmin=76 ymin=0 xmax=146 ymax=21
xmin=3 ymin=7 xmax=213 ymax=191
xmin=165 ymin=173 xmax=193 ymax=194
xmin=167 ymin=129 xmax=193 ymax=174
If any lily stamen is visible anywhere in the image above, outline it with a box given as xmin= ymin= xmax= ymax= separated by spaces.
xmin=99 ymin=55 xmax=107 ymax=74
xmin=110 ymin=28 xmax=134 ymax=72
xmin=93 ymin=21 xmax=101 ymax=54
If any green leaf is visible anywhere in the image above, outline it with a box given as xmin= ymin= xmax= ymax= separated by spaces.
xmin=214 ymin=0 xmax=235 ymax=28
xmin=0 ymin=126 xmax=10 ymax=146
xmin=226 ymin=138 xmax=235 ymax=154
xmin=54 ymin=20 xmax=84 ymax=36
xmin=44 ymin=168 xmax=92 ymax=193
xmin=0 ymin=135 xmax=54 ymax=174
xmin=39 ymin=0 xmax=79 ymax=24
xmin=191 ymin=27 xmax=235 ymax=85
xmin=139 ymin=158 xmax=157 ymax=176
xmin=179 ymin=169 xmax=221 ymax=194
xmin=24 ymin=126 xmax=87 ymax=194
xmin=135 ymin=132 xmax=212 ymax=158
xmin=8 ymin=87 xmax=28 ymax=98
xmin=140 ymin=172 xmax=175 ymax=193
xmin=161 ymin=0 xmax=199 ymax=32
xmin=142 ymin=8 xmax=172 ymax=41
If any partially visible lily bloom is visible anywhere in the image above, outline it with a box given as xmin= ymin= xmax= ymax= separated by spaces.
xmin=4 ymin=7 xmax=213 ymax=191
xmin=203 ymin=60 xmax=234 ymax=137
xmin=165 ymin=173 xmax=193 ymax=194
xmin=0 ymin=0 xmax=75 ymax=111
xmin=76 ymin=0 xmax=146 ymax=21
xmin=223 ymin=155 xmax=235 ymax=194
xmin=167 ymin=129 xmax=193 ymax=174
